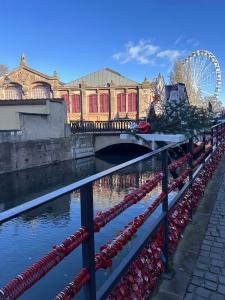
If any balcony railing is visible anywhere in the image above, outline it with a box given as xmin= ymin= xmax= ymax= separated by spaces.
xmin=70 ymin=120 xmax=144 ymax=133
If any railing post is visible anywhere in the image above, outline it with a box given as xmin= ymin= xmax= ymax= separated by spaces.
xmin=216 ymin=125 xmax=219 ymax=147
xmin=161 ymin=149 xmax=169 ymax=272
xmin=222 ymin=123 xmax=224 ymax=143
xmin=203 ymin=130 xmax=206 ymax=162
xmin=188 ymin=137 xmax=193 ymax=219
xmin=80 ymin=183 xmax=96 ymax=300
xmin=211 ymin=127 xmax=214 ymax=150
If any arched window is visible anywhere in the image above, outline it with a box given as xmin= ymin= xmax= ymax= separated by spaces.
xmin=117 ymin=93 xmax=126 ymax=112
xmin=100 ymin=94 xmax=109 ymax=112
xmin=32 ymin=83 xmax=51 ymax=99
xmin=61 ymin=94 xmax=70 ymax=112
xmin=5 ymin=84 xmax=23 ymax=100
xmin=128 ymin=93 xmax=137 ymax=112
xmin=71 ymin=94 xmax=80 ymax=113
xmin=89 ymin=94 xmax=98 ymax=113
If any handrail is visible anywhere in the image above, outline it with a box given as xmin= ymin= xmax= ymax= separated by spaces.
xmin=0 ymin=142 xmax=181 ymax=225
xmin=1 ymin=121 xmax=225 ymax=300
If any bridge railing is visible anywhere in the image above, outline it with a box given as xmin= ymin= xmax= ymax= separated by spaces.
xmin=1 ymin=122 xmax=225 ymax=300
xmin=70 ymin=119 xmax=144 ymax=133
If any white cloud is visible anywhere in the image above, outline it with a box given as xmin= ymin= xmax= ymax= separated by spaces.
xmin=186 ymin=38 xmax=199 ymax=47
xmin=113 ymin=40 xmax=188 ymax=69
xmin=113 ymin=40 xmax=159 ymax=65
xmin=157 ymin=50 xmax=184 ymax=61
xmin=174 ymin=35 xmax=185 ymax=45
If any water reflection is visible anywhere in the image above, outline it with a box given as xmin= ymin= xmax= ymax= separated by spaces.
xmin=0 ymin=152 xmax=169 ymax=300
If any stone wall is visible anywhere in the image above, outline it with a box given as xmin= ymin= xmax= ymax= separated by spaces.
xmin=71 ymin=134 xmax=94 ymax=159
xmin=0 ymin=99 xmax=69 ymax=139
xmin=0 ymin=134 xmax=95 ymax=174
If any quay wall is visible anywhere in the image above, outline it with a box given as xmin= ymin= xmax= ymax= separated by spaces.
xmin=0 ymin=135 xmax=94 ymax=175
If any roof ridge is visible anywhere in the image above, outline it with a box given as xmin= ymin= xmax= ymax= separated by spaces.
xmin=67 ymin=68 xmax=139 ymax=86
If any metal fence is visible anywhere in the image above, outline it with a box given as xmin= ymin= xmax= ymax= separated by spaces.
xmin=0 ymin=122 xmax=224 ymax=300
xmin=70 ymin=120 xmax=144 ymax=133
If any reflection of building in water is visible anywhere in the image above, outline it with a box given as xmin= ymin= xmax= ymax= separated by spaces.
xmin=0 ymin=156 xmax=96 ymax=211
xmin=87 ymin=172 xmax=163 ymax=211
xmin=94 ymin=172 xmax=162 ymax=189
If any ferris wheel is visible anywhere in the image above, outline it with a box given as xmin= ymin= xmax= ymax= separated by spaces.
xmin=183 ymin=50 xmax=221 ymax=102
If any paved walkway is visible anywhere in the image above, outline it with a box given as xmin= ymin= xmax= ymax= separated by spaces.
xmin=151 ymin=155 xmax=225 ymax=300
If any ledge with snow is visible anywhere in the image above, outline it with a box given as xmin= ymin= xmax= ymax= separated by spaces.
xmin=120 ymin=133 xmax=186 ymax=143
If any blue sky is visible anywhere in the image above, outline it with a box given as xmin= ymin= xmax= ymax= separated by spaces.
xmin=0 ymin=0 xmax=225 ymax=102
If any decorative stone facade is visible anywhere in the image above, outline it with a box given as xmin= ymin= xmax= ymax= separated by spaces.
xmin=0 ymin=55 xmax=164 ymax=122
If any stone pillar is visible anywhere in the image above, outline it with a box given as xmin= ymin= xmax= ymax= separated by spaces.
xmin=110 ymin=88 xmax=115 ymax=119
xmin=108 ymin=88 xmax=111 ymax=121
xmin=136 ymin=87 xmax=140 ymax=120
xmin=80 ymin=89 xmax=83 ymax=121
xmin=125 ymin=88 xmax=128 ymax=115
xmin=81 ymin=88 xmax=87 ymax=120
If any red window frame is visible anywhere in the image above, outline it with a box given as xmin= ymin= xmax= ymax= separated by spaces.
xmin=128 ymin=93 xmax=137 ymax=112
xmin=89 ymin=94 xmax=98 ymax=113
xmin=61 ymin=94 xmax=70 ymax=112
xmin=117 ymin=93 xmax=126 ymax=112
xmin=71 ymin=94 xmax=81 ymax=113
xmin=100 ymin=93 xmax=109 ymax=112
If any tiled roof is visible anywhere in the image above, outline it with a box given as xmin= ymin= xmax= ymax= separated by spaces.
xmin=67 ymin=68 xmax=139 ymax=87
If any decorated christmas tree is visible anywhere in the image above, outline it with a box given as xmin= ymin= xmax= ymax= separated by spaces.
xmin=146 ymin=83 xmax=214 ymax=137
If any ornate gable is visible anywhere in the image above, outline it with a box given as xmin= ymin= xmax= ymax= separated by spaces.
xmin=0 ymin=55 xmax=60 ymax=99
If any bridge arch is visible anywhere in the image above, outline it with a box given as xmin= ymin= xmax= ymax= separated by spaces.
xmin=94 ymin=134 xmax=153 ymax=153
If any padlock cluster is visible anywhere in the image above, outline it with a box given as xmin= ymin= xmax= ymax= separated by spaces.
xmin=107 ymin=234 xmax=164 ymax=300
xmin=94 ymin=167 xmax=192 ymax=272
xmin=0 ymin=227 xmax=88 ymax=300
xmin=54 ymin=268 xmax=90 ymax=300
xmin=94 ymin=172 xmax=164 ymax=232
xmin=107 ymin=141 xmax=225 ymax=300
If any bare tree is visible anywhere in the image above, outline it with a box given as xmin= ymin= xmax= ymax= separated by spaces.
xmin=170 ymin=61 xmax=202 ymax=107
xmin=0 ymin=64 xmax=8 ymax=77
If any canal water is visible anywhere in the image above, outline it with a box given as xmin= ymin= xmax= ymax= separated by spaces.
xmin=0 ymin=149 xmax=175 ymax=299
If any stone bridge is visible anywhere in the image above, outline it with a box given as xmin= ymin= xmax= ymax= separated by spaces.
xmin=93 ymin=133 xmax=153 ymax=152
xmin=72 ymin=132 xmax=152 ymax=159
xmin=72 ymin=132 xmax=185 ymax=158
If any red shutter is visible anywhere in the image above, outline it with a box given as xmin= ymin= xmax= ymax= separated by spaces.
xmin=89 ymin=94 xmax=97 ymax=112
xmin=121 ymin=93 xmax=126 ymax=112
xmin=117 ymin=93 xmax=126 ymax=112
xmin=61 ymin=94 xmax=70 ymax=112
xmin=71 ymin=95 xmax=80 ymax=113
xmin=128 ymin=93 xmax=137 ymax=112
xmin=100 ymin=94 xmax=109 ymax=112
xmin=132 ymin=93 xmax=136 ymax=112
xmin=104 ymin=94 xmax=109 ymax=112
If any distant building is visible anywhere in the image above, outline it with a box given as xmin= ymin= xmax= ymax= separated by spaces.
xmin=0 ymin=55 xmax=164 ymax=121
xmin=0 ymin=99 xmax=68 ymax=140
xmin=165 ymin=83 xmax=189 ymax=103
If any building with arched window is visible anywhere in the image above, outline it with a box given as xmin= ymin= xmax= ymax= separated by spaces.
xmin=5 ymin=83 xmax=23 ymax=100
xmin=0 ymin=55 xmax=164 ymax=122
xmin=32 ymin=83 xmax=52 ymax=99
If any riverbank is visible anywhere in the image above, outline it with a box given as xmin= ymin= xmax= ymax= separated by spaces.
xmin=0 ymin=134 xmax=94 ymax=174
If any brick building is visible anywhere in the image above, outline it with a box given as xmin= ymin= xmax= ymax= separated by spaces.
xmin=0 ymin=55 xmax=164 ymax=121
